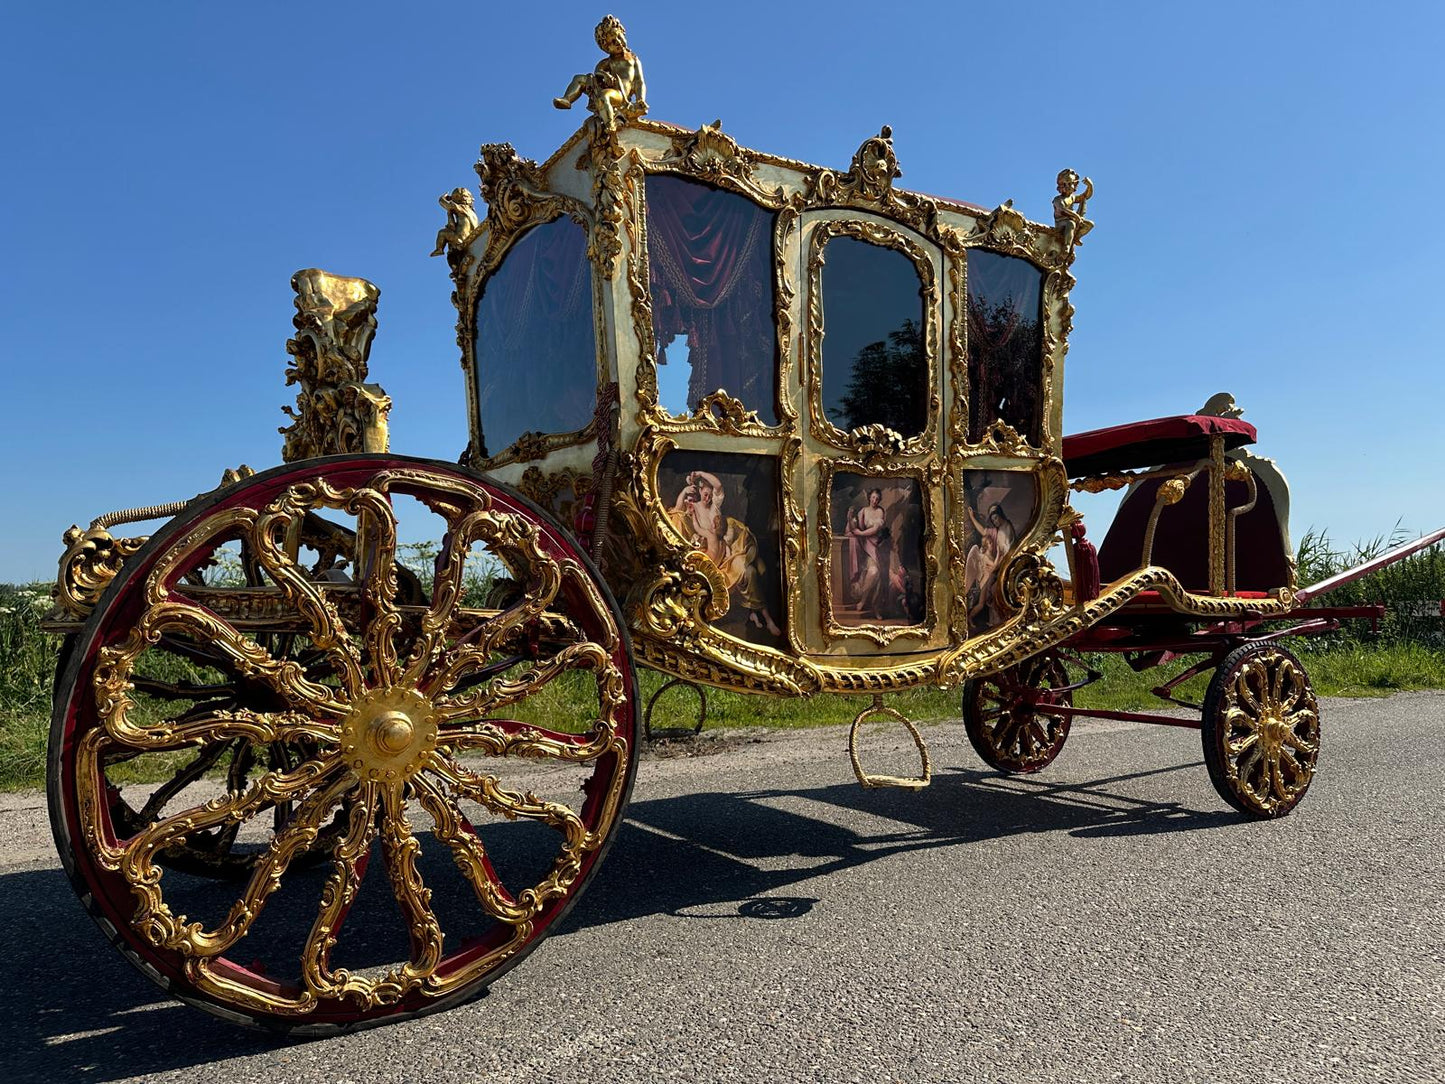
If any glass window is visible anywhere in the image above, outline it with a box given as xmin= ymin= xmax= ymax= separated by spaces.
xmin=966 ymin=250 xmax=1044 ymax=445
xmin=645 ymin=175 xmax=777 ymax=425
xmin=819 ymin=236 xmax=927 ymax=438
xmin=474 ymin=218 xmax=595 ymax=458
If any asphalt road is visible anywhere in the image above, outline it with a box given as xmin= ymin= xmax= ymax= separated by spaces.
xmin=3 ymin=692 xmax=1442 ymax=1083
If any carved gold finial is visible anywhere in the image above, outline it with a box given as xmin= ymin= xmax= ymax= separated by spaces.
xmin=430 ymin=187 xmax=479 ymax=259
xmin=281 ymin=269 xmax=391 ymax=461
xmin=848 ymin=126 xmax=902 ymax=199
xmin=1053 ymin=168 xmax=1094 ymax=262
xmin=1199 ymin=392 xmax=1245 ymax=419
xmin=553 ymin=14 xmax=647 ymax=132
xmin=810 ymin=126 xmax=919 ymax=217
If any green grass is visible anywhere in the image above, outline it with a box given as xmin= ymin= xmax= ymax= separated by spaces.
xmin=5 ymin=530 xmax=1444 ymax=793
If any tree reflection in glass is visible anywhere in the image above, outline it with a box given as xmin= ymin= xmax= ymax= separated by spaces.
xmin=820 ymin=237 xmax=927 ymax=437
xmin=966 ymin=250 xmax=1043 ymax=445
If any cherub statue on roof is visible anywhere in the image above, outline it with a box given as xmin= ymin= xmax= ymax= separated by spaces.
xmin=554 ymin=14 xmax=648 ymax=132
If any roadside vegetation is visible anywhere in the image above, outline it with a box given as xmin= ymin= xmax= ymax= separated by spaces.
xmin=2 ymin=529 xmax=1441 ymax=791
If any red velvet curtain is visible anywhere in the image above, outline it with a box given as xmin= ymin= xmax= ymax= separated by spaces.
xmin=645 ymin=175 xmax=776 ymax=422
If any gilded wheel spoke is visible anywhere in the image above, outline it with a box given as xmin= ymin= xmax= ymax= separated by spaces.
xmin=439 ymin=716 xmax=621 ymax=763
xmin=1264 ymin=658 xmax=1283 ymax=708
xmin=252 ymin=500 xmax=366 ymax=698
xmin=173 ymin=769 xmax=356 ymax=958
xmin=1281 ymin=712 xmax=1319 ymax=754
xmin=355 ymin=495 xmax=403 ymax=687
xmin=301 ymin=780 xmax=381 ymax=999
xmin=1234 ymin=744 xmax=1265 ymax=796
xmin=118 ymin=755 xmax=341 ymax=951
xmin=139 ymin=600 xmax=346 ymax=717
xmin=379 ymin=785 xmax=445 ymax=980
xmin=433 ymin=640 xmax=617 ymax=720
xmin=400 ymin=510 xmax=490 ymax=687
xmin=1236 ymin=671 xmax=1263 ymax=714
xmin=430 ymin=755 xmax=588 ymax=850
xmin=412 ymin=775 xmax=532 ymax=923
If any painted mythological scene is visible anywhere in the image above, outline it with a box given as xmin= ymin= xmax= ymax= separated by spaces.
xmin=829 ymin=474 xmax=927 ymax=629
xmin=657 ymin=450 xmax=786 ymax=649
xmin=961 ymin=470 xmax=1037 ymax=637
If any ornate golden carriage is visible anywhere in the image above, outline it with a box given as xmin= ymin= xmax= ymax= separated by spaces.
xmin=49 ymin=17 xmax=1412 ymax=1035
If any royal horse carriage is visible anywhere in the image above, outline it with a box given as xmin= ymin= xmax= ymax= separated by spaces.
xmin=42 ymin=17 xmax=1444 ymax=1034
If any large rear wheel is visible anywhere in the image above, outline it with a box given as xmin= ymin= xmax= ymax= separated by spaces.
xmin=49 ymin=456 xmax=637 ymax=1034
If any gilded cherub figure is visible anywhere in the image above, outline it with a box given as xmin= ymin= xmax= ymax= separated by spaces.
xmin=429 ymin=187 xmax=479 ymax=258
xmin=1053 ymin=168 xmax=1095 ymax=257
xmin=553 ymin=15 xmax=647 ymax=132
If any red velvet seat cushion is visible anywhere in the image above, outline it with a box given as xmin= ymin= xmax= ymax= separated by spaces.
xmin=1062 ymin=415 xmax=1257 ymax=478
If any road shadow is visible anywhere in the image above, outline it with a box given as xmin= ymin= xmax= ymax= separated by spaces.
xmin=8 ymin=758 xmax=1235 ymax=1079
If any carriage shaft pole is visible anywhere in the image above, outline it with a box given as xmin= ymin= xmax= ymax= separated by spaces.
xmin=1295 ymin=525 xmax=1445 ymax=603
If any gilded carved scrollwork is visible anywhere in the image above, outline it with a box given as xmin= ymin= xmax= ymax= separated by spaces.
xmin=663 ymin=121 xmax=756 ymax=187
xmin=474 ymin=144 xmax=583 ymax=271
xmin=687 ymin=391 xmax=765 ymax=435
xmin=51 ymin=527 xmax=148 ymax=620
xmin=281 ymin=269 xmax=391 ymax=462
xmin=807 ymin=126 xmax=937 ymax=236
xmin=517 ymin=466 xmax=594 ymax=510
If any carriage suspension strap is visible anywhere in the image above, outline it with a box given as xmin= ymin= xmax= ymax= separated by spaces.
xmin=848 ymin=694 xmax=932 ymax=790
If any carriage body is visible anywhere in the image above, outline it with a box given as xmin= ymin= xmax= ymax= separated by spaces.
xmin=453 ymin=115 xmax=1305 ymax=703
xmin=458 ymin=118 xmax=1086 ymax=699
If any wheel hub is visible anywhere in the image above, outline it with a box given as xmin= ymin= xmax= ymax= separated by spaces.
xmin=1259 ymin=712 xmax=1286 ymax=751
xmin=340 ymin=687 xmax=439 ymax=782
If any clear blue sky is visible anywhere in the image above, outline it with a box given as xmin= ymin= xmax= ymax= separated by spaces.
xmin=2 ymin=1 xmax=1441 ymax=584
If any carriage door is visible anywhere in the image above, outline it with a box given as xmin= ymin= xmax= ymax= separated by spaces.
xmin=791 ymin=211 xmax=951 ymax=657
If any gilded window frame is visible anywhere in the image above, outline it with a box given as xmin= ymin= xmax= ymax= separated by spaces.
xmin=803 ymin=218 xmax=942 ymax=458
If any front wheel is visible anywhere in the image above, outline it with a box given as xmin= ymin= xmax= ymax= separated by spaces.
xmin=1202 ymin=642 xmax=1319 ymax=818
xmin=961 ymin=652 xmax=1072 ymax=773
xmin=49 ymin=456 xmax=638 ymax=1034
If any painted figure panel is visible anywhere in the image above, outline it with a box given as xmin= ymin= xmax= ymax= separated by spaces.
xmin=960 ymin=469 xmax=1038 ymax=636
xmin=829 ymin=474 xmax=927 ymax=628
xmin=657 ymin=450 xmax=786 ymax=649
